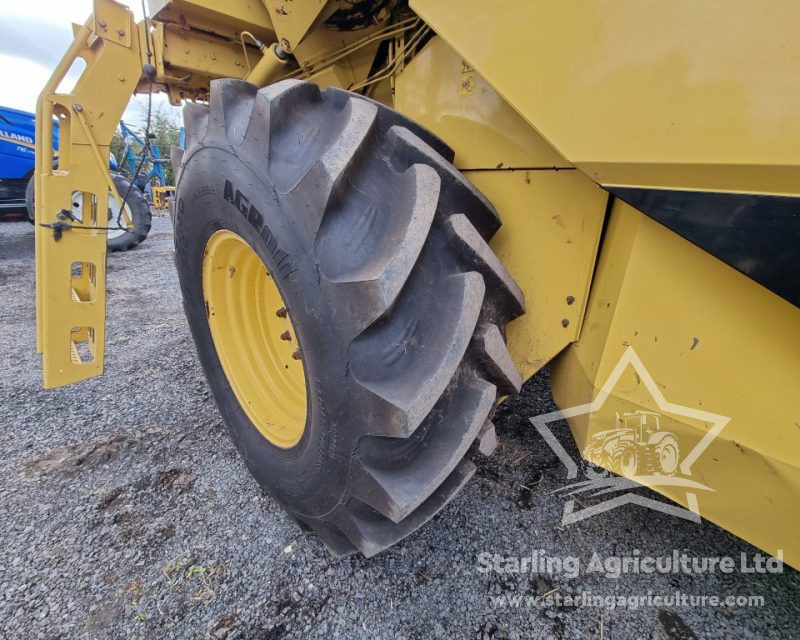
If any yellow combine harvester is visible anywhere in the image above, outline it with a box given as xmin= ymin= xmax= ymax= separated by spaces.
xmin=34 ymin=0 xmax=800 ymax=563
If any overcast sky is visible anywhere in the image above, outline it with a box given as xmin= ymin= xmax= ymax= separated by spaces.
xmin=0 ymin=1 xmax=180 ymax=130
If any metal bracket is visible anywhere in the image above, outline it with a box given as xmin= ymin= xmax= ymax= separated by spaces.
xmin=263 ymin=0 xmax=328 ymax=52
xmin=93 ymin=0 xmax=133 ymax=47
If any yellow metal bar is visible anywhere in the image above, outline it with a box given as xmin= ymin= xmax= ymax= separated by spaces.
xmin=245 ymin=43 xmax=288 ymax=87
xmin=35 ymin=0 xmax=143 ymax=388
xmin=35 ymin=23 xmax=95 ymax=354
xmin=71 ymin=105 xmax=132 ymax=228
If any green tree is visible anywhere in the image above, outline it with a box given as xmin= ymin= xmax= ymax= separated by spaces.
xmin=110 ymin=131 xmax=125 ymax=166
xmin=149 ymin=106 xmax=181 ymax=185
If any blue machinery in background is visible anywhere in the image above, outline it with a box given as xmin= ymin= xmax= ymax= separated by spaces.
xmin=0 ymin=106 xmax=125 ymax=213
xmin=0 ymin=107 xmax=182 ymax=212
xmin=0 ymin=106 xmax=53 ymax=210
xmin=118 ymin=121 xmax=169 ymax=190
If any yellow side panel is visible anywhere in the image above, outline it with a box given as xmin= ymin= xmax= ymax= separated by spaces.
xmin=469 ymin=171 xmax=607 ymax=380
xmin=394 ymin=37 xmax=569 ymax=170
xmin=148 ymin=0 xmax=275 ymax=41
xmin=159 ymin=23 xmax=253 ymax=79
xmin=393 ymin=36 xmax=607 ymax=380
xmin=550 ymin=200 xmax=800 ymax=567
xmin=411 ymin=0 xmax=800 ymax=196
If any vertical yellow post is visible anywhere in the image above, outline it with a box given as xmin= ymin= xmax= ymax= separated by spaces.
xmin=35 ymin=0 xmax=143 ymax=387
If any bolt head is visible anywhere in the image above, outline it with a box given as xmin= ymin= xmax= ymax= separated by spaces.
xmin=566 ymin=295 xmax=575 ymax=305
xmin=561 ymin=318 xmax=570 ymax=328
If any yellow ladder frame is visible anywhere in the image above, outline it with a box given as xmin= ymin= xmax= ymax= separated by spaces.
xmin=35 ymin=0 xmax=143 ymax=387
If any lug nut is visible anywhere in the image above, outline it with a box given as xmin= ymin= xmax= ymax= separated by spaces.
xmin=280 ymin=331 xmax=291 ymax=341
xmin=276 ymin=307 xmax=287 ymax=318
xmin=291 ymin=350 xmax=301 ymax=360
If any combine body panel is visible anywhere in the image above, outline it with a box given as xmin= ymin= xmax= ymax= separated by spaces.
xmin=33 ymin=0 xmax=800 ymax=564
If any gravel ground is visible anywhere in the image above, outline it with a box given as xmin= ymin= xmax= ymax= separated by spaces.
xmin=1 ymin=217 xmax=798 ymax=640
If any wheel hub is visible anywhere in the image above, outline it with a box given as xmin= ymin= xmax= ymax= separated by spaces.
xmin=202 ymin=229 xmax=307 ymax=448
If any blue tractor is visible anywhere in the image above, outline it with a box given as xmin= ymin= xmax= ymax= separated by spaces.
xmin=0 ymin=106 xmax=44 ymax=216
xmin=0 ymin=105 xmax=151 ymax=251
xmin=118 ymin=120 xmax=170 ymax=194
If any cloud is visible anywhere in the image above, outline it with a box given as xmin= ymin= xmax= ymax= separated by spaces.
xmin=0 ymin=7 xmax=180 ymax=131
xmin=0 ymin=18 xmax=74 ymax=70
xmin=123 ymin=93 xmax=182 ymax=129
xmin=0 ymin=55 xmax=54 ymax=113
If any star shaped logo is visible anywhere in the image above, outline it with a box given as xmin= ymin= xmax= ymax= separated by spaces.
xmin=531 ymin=346 xmax=730 ymax=524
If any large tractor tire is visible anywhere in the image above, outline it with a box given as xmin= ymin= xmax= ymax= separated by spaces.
xmin=27 ymin=173 xmax=151 ymax=251
xmin=172 ymin=78 xmax=525 ymax=557
xmin=25 ymin=175 xmax=36 ymax=225
xmin=103 ymin=175 xmax=152 ymax=252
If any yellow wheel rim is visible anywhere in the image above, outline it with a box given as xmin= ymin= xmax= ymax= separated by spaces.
xmin=202 ymin=230 xmax=307 ymax=448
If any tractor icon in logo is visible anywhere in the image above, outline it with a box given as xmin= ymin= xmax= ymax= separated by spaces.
xmin=583 ymin=411 xmax=680 ymax=477
xmin=532 ymin=346 xmax=728 ymax=524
